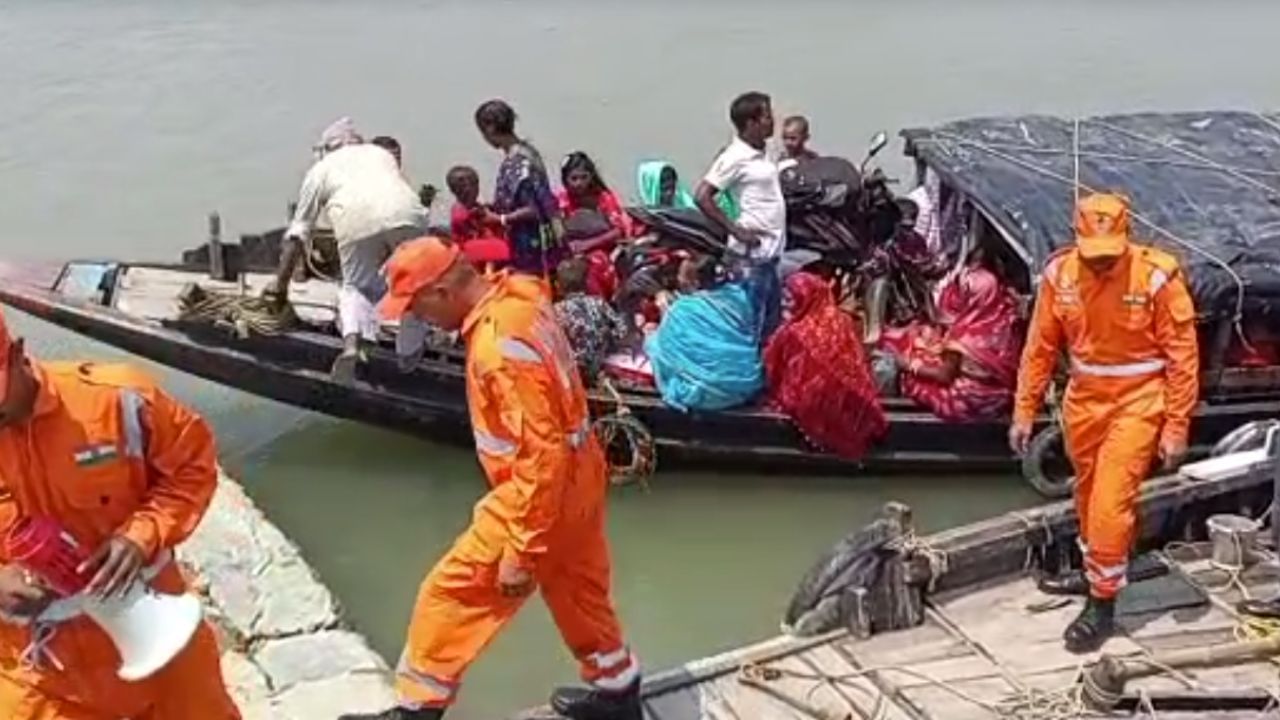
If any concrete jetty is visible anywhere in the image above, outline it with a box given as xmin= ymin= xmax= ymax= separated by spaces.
xmin=177 ymin=472 xmax=396 ymax=719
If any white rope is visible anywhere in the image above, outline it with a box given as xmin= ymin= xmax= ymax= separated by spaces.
xmin=927 ymin=130 xmax=1248 ymax=326
xmin=918 ymin=139 xmax=1280 ymax=178
xmin=744 ymin=660 xmax=1090 ymax=720
xmin=1090 ymin=118 xmax=1280 ymax=200
xmin=1072 ymin=117 xmax=1082 ymax=204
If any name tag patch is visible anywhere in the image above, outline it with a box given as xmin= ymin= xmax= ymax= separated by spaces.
xmin=1122 ymin=293 xmax=1149 ymax=307
xmin=73 ymin=443 xmax=119 ymax=467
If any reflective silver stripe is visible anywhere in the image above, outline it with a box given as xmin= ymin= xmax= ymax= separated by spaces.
xmin=474 ymin=430 xmax=516 ymax=457
xmin=1071 ymin=357 xmax=1165 ymax=377
xmin=1076 ymin=537 xmax=1088 ymax=555
xmin=119 ymin=390 xmax=145 ymax=458
xmin=1149 ymin=268 xmax=1169 ymax=294
xmin=1085 ymin=562 xmax=1127 ymax=581
xmin=498 ymin=337 xmax=543 ymax=364
xmin=567 ymin=418 xmax=591 ymax=449
xmin=396 ymin=651 xmax=457 ymax=700
xmin=591 ymin=653 xmax=639 ymax=691
xmin=590 ymin=646 xmax=631 ymax=669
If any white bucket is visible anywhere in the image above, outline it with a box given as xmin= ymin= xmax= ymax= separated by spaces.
xmin=1207 ymin=514 xmax=1260 ymax=569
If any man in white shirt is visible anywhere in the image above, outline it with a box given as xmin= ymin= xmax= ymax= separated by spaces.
xmin=271 ymin=118 xmax=429 ymax=383
xmin=694 ymin=92 xmax=787 ymax=339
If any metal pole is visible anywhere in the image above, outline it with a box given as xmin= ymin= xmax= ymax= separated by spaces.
xmin=207 ymin=212 xmax=224 ymax=281
xmin=1269 ymin=425 xmax=1280 ymax=555
xmin=1072 ymin=118 xmax=1082 ymax=203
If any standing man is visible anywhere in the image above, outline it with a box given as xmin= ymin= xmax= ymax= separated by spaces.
xmin=271 ymin=117 xmax=429 ymax=384
xmin=343 ymin=237 xmax=639 ymax=720
xmin=1009 ymin=193 xmax=1199 ymax=653
xmin=695 ymin=91 xmax=787 ymax=340
xmin=0 ymin=311 xmax=240 ymax=719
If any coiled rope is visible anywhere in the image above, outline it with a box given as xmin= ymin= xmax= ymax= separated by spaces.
xmin=737 ymin=660 xmax=1102 ymax=720
xmin=593 ymin=377 xmax=656 ymax=489
xmin=177 ymin=284 xmax=299 ymax=338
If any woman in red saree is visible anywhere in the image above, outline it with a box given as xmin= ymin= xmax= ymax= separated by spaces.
xmin=896 ymin=256 xmax=1022 ymax=422
xmin=764 ymin=272 xmax=887 ymax=459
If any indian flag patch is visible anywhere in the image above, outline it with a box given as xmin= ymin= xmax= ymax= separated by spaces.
xmin=73 ymin=443 xmax=119 ymax=467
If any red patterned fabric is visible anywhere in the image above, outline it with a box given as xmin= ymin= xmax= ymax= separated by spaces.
xmin=584 ymin=250 xmax=618 ymax=301
xmin=896 ymin=266 xmax=1022 ymax=422
xmin=764 ymin=273 xmax=887 ymax=459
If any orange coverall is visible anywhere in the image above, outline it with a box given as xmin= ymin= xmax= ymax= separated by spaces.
xmin=1014 ymin=245 xmax=1199 ymax=598
xmin=396 ymin=273 xmax=636 ymax=708
xmin=0 ymin=362 xmax=238 ymax=720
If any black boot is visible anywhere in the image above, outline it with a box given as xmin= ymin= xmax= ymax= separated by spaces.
xmin=1064 ymin=596 xmax=1116 ymax=654
xmin=1037 ymin=570 xmax=1089 ymax=596
xmin=550 ymin=681 xmax=642 ymax=720
xmin=337 ymin=706 xmax=444 ymax=720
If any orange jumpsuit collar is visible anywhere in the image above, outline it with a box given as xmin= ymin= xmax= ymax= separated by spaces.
xmin=25 ymin=362 xmax=62 ymax=421
xmin=460 ymin=272 xmax=510 ymax=340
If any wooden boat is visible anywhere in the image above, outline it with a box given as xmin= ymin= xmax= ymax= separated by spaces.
xmin=0 ymin=255 xmax=1032 ymax=475
xmin=2 ymin=110 xmax=1277 ymax=491
xmin=510 ymin=428 xmax=1280 ymax=719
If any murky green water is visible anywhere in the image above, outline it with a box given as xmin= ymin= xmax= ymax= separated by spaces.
xmin=7 ymin=1 xmax=1280 ymax=716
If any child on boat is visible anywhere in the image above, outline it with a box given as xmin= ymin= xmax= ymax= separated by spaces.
xmin=553 ymin=257 xmax=629 ymax=384
xmin=445 ymin=165 xmax=511 ymax=271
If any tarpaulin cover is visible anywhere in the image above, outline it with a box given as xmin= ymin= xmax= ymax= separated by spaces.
xmin=902 ymin=112 xmax=1280 ymax=320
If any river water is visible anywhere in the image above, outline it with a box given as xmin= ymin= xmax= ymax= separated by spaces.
xmin=6 ymin=1 xmax=1280 ymax=717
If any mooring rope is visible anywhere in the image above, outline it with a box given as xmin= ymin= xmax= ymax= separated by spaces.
xmin=737 ymin=660 xmax=1104 ymax=720
xmin=177 ymin=284 xmax=299 ymax=338
xmin=593 ymin=377 xmax=657 ymax=489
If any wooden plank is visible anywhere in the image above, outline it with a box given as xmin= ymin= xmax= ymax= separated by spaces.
xmin=801 ymin=644 xmax=917 ymax=720
xmin=932 ymin=576 xmax=1144 ymax=675
xmin=703 ymin=670 xmax=815 ymax=720
xmin=835 ymin=617 xmax=966 ymax=669
xmin=896 ymin=676 xmax=1014 ymax=720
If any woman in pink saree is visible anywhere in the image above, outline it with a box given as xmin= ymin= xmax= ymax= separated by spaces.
xmin=894 ymin=252 xmax=1023 ymax=422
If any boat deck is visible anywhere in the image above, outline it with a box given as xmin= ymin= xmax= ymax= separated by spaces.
xmin=528 ymin=545 xmax=1280 ymax=720
xmin=114 ymin=265 xmax=340 ymax=326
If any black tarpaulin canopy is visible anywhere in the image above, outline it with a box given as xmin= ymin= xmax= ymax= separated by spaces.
xmin=902 ymin=111 xmax=1280 ymax=321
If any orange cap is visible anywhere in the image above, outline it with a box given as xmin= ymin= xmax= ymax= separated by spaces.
xmin=377 ymin=236 xmax=461 ymax=320
xmin=1075 ymin=193 xmax=1131 ymax=259
xmin=0 ymin=312 xmax=12 ymax=404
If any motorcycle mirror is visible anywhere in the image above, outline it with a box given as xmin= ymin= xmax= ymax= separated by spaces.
xmin=867 ymin=131 xmax=889 ymax=160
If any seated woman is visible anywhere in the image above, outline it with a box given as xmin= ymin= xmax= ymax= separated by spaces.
xmin=557 ymin=151 xmax=633 ymax=252
xmin=553 ymin=257 xmax=628 ymax=383
xmin=891 ymin=246 xmax=1022 ymax=422
xmin=644 ymin=256 xmax=764 ymax=412
xmin=636 ymin=160 xmax=739 ymax=219
xmin=764 ymin=272 xmax=888 ymax=459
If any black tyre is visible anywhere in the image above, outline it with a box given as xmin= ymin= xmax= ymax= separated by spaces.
xmin=1023 ymin=425 xmax=1075 ymax=498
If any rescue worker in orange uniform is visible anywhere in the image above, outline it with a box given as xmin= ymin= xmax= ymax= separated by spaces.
xmin=1010 ymin=193 xmax=1199 ymax=653
xmin=342 ymin=237 xmax=640 ymax=720
xmin=0 ymin=312 xmax=240 ymax=719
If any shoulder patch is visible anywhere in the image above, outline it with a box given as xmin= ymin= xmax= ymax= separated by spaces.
xmin=1043 ymin=248 xmax=1076 ymax=285
xmin=1136 ymin=244 xmax=1181 ymax=274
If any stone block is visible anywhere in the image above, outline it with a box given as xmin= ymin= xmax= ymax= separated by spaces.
xmin=221 ymin=650 xmax=273 ymax=720
xmin=271 ymin=673 xmax=398 ymax=720
xmin=254 ymin=630 xmax=388 ymax=692
xmin=253 ymin=557 xmax=338 ymax=637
